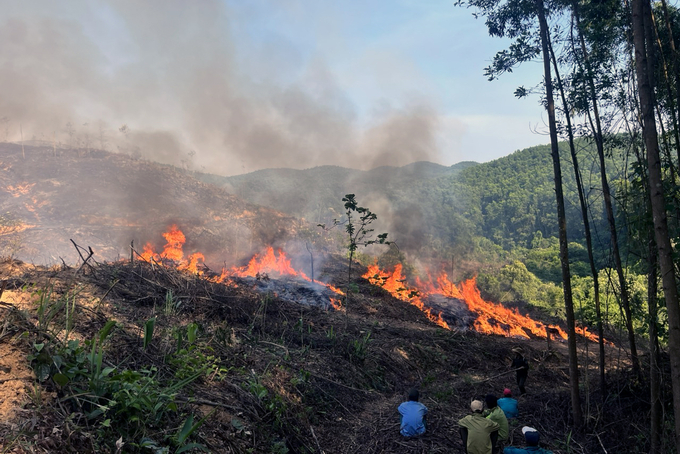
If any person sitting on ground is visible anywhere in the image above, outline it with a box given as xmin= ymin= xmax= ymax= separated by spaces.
xmin=511 ymin=347 xmax=529 ymax=394
xmin=398 ymin=388 xmax=428 ymax=437
xmin=503 ymin=426 xmax=553 ymax=454
xmin=497 ymin=388 xmax=519 ymax=419
xmin=459 ymin=399 xmax=499 ymax=454
xmin=484 ymin=394 xmax=508 ymax=451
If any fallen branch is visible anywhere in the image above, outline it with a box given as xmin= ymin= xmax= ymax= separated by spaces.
xmin=477 ymin=367 xmax=523 ymax=383
xmin=70 ymin=239 xmax=96 ymax=275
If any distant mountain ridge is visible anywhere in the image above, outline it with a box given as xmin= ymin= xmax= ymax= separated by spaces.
xmin=195 ymin=160 xmax=478 ymax=223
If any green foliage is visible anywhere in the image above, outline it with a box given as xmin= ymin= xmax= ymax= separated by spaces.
xmin=477 ymin=261 xmax=563 ymax=316
xmin=319 ymin=194 xmax=391 ymax=312
xmin=167 ymin=323 xmax=230 ymax=380
xmin=344 ymin=331 xmax=372 ymax=364
xmin=24 ymin=282 xmax=205 ymax=452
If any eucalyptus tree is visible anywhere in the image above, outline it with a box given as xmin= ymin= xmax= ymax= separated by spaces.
xmin=456 ymin=0 xmax=583 ymax=426
xmin=631 ymin=0 xmax=680 ymax=448
xmin=569 ymin=0 xmax=641 ymax=378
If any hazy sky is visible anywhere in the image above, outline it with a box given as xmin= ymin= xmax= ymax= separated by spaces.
xmin=1 ymin=0 xmax=547 ymax=175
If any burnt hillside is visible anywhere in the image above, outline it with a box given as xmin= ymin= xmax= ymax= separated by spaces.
xmin=0 ymin=254 xmax=654 ymax=454
xmin=0 ymin=143 xmax=298 ymax=266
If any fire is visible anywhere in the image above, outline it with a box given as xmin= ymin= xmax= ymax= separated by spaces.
xmin=364 ymin=264 xmax=605 ymax=343
xmin=363 ymin=264 xmax=450 ymax=329
xmin=139 ymin=224 xmax=205 ymax=273
xmin=140 ymin=226 xmax=343 ymax=305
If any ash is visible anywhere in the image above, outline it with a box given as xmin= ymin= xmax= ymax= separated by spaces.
xmin=233 ymin=274 xmax=339 ymax=310
xmin=424 ymin=294 xmax=477 ymax=329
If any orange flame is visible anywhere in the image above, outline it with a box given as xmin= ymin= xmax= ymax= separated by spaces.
xmin=140 ymin=226 xmax=343 ymax=306
xmin=139 ymin=224 xmax=205 ymax=274
xmin=364 ymin=264 xmax=605 ymax=343
xmin=363 ymin=264 xmax=450 ymax=329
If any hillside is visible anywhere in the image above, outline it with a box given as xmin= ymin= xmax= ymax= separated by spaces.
xmin=0 ymin=253 xmax=652 ymax=454
xmin=0 ymin=143 xmax=298 ymax=267
xmin=195 ymin=161 xmax=476 ymax=226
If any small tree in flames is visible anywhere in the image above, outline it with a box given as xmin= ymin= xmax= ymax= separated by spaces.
xmin=319 ymin=194 xmax=391 ymax=315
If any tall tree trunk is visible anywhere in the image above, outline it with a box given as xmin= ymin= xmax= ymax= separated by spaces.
xmin=536 ymin=0 xmax=583 ymax=427
xmin=659 ymin=0 xmax=680 ymax=169
xmin=632 ymin=0 xmax=680 ymax=448
xmin=574 ymin=8 xmax=640 ymax=377
xmin=550 ymin=26 xmax=606 ymax=398
xmin=648 ymin=228 xmax=662 ymax=454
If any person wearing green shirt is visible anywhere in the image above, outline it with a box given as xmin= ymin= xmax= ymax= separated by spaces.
xmin=484 ymin=394 xmax=509 ymax=453
xmin=459 ymin=400 xmax=499 ymax=454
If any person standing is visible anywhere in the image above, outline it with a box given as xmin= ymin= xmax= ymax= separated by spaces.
xmin=497 ymin=388 xmax=519 ymax=419
xmin=512 ymin=347 xmax=529 ymax=394
xmin=459 ymin=400 xmax=499 ymax=454
xmin=398 ymin=388 xmax=428 ymax=437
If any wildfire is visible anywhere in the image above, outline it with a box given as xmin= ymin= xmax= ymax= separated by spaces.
xmin=140 ymin=225 xmax=343 ymax=305
xmin=363 ymin=264 xmax=450 ymax=329
xmin=364 ymin=264 xmax=605 ymax=343
xmin=139 ymin=226 xmax=604 ymax=343
xmin=139 ymin=224 xmax=205 ymax=273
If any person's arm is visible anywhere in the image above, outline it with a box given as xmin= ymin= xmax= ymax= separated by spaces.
xmin=459 ymin=427 xmax=468 ymax=454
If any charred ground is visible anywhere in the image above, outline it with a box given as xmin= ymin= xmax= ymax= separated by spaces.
xmin=0 ymin=143 xmax=298 ymax=266
xmin=0 ymin=254 xmax=665 ymax=454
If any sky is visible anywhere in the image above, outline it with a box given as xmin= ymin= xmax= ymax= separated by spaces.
xmin=0 ymin=0 xmax=548 ymax=176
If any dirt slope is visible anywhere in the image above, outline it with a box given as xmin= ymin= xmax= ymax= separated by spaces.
xmin=0 ymin=254 xmax=648 ymax=454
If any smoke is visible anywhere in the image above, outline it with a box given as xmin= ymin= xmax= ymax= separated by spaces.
xmin=0 ymin=0 xmax=445 ymax=175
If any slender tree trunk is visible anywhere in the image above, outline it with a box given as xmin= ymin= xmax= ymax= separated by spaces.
xmin=574 ymin=11 xmax=640 ymax=376
xmin=660 ymin=0 xmax=680 ymax=169
xmin=648 ymin=228 xmax=662 ymax=454
xmin=632 ymin=0 xmax=680 ymax=448
xmin=536 ymin=0 xmax=583 ymax=427
xmin=550 ymin=27 xmax=606 ymax=398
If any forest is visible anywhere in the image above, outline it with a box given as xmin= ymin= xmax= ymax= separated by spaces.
xmin=453 ymin=0 xmax=680 ymax=449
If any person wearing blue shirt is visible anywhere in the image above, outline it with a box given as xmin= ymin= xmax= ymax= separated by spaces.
xmin=497 ymin=388 xmax=519 ymax=419
xmin=398 ymin=389 xmax=428 ymax=437
xmin=504 ymin=427 xmax=553 ymax=454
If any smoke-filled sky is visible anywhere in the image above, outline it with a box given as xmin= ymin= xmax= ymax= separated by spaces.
xmin=1 ymin=0 xmax=546 ymax=176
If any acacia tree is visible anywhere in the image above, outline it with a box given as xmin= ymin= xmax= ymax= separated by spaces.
xmin=319 ymin=194 xmax=391 ymax=313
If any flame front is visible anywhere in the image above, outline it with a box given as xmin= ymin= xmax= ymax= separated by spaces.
xmin=141 ymin=226 xmax=343 ymax=305
xmin=140 ymin=226 xmax=604 ymax=342
xmin=364 ymin=264 xmax=604 ymax=343
xmin=363 ymin=264 xmax=450 ymax=329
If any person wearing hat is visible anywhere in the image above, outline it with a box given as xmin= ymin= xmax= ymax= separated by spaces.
xmin=511 ymin=347 xmax=529 ymax=394
xmin=503 ymin=426 xmax=553 ymax=453
xmin=459 ymin=400 xmax=499 ymax=454
xmin=398 ymin=388 xmax=428 ymax=437
xmin=497 ymin=388 xmax=519 ymax=418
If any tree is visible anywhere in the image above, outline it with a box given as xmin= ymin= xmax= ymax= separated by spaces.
xmin=319 ymin=194 xmax=391 ymax=314
xmin=457 ymin=0 xmax=583 ymax=426
xmin=631 ymin=0 xmax=680 ymax=447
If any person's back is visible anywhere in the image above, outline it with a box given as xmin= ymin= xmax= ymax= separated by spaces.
xmin=503 ymin=427 xmax=553 ymax=454
xmin=398 ymin=389 xmax=428 ymax=437
xmin=459 ymin=400 xmax=499 ymax=454
xmin=484 ymin=394 xmax=508 ymax=443
xmin=497 ymin=389 xmax=518 ymax=418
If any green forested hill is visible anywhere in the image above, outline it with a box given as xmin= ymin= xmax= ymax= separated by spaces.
xmin=197 ymin=141 xmax=624 ymax=272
